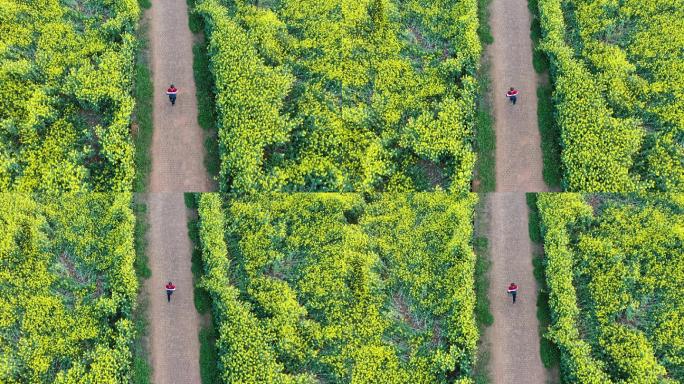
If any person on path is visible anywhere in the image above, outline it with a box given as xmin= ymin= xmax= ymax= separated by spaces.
xmin=165 ymin=281 xmax=176 ymax=302
xmin=506 ymin=87 xmax=519 ymax=105
xmin=166 ymin=84 xmax=178 ymax=106
xmin=507 ymin=282 xmax=518 ymax=303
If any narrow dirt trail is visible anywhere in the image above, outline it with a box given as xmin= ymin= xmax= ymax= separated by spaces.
xmin=486 ymin=193 xmax=548 ymax=383
xmin=145 ymin=193 xmax=202 ymax=384
xmin=488 ymin=0 xmax=547 ymax=191
xmin=144 ymin=0 xmax=213 ymax=381
xmin=148 ymin=0 xmax=212 ymax=192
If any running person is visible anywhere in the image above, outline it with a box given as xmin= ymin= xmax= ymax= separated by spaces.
xmin=165 ymin=281 xmax=176 ymax=302
xmin=507 ymin=282 xmax=518 ymax=303
xmin=166 ymin=84 xmax=178 ymax=106
xmin=506 ymin=87 xmax=519 ymax=105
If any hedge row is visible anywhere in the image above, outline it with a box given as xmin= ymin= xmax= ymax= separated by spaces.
xmin=537 ymin=194 xmax=611 ymax=381
xmin=538 ymin=194 xmax=684 ymax=382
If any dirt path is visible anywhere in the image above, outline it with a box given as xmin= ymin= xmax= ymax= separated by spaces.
xmin=485 ymin=193 xmax=548 ymax=383
xmin=148 ymin=0 xmax=212 ymax=192
xmin=145 ymin=193 xmax=202 ymax=384
xmin=488 ymin=0 xmax=547 ymax=191
xmin=144 ymin=0 xmax=212 ymax=380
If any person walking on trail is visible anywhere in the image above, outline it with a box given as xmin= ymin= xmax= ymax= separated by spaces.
xmin=506 ymin=87 xmax=519 ymax=105
xmin=166 ymin=84 xmax=178 ymax=106
xmin=507 ymin=282 xmax=518 ymax=303
xmin=165 ymin=281 xmax=176 ymax=302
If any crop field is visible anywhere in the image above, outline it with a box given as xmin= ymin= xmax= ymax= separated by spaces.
xmin=3 ymin=0 xmax=684 ymax=381
xmin=537 ymin=193 xmax=684 ymax=382
xmin=197 ymin=193 xmax=479 ymax=383
xmin=0 ymin=193 xmax=137 ymax=383
xmin=536 ymin=0 xmax=684 ymax=191
xmin=197 ymin=0 xmax=480 ymax=193
xmin=0 ymin=0 xmax=139 ymax=191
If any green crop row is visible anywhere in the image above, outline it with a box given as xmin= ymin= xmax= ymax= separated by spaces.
xmin=198 ymin=193 xmax=479 ymax=383
xmin=0 ymin=0 xmax=139 ymax=191
xmin=0 ymin=193 xmax=138 ymax=383
xmin=536 ymin=0 xmax=683 ymax=191
xmin=538 ymin=193 xmax=684 ymax=382
xmin=196 ymin=0 xmax=481 ymax=193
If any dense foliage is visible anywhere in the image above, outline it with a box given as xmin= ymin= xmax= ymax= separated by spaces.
xmin=198 ymin=192 xmax=479 ymax=383
xmin=197 ymin=0 xmax=481 ymax=193
xmin=0 ymin=193 xmax=138 ymax=383
xmin=536 ymin=0 xmax=683 ymax=191
xmin=538 ymin=193 xmax=684 ymax=382
xmin=0 ymin=0 xmax=139 ymax=191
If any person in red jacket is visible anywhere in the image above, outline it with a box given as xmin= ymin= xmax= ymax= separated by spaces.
xmin=506 ymin=87 xmax=519 ymax=105
xmin=165 ymin=281 xmax=176 ymax=302
xmin=507 ymin=282 xmax=518 ymax=303
xmin=166 ymin=84 xmax=178 ymax=106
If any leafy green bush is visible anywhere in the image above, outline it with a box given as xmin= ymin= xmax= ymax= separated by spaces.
xmin=536 ymin=0 xmax=683 ymax=191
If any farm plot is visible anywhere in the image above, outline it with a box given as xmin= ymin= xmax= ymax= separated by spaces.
xmin=0 ymin=193 xmax=137 ymax=383
xmin=197 ymin=192 xmax=479 ymax=383
xmin=0 ymin=0 xmax=139 ymax=191
xmin=536 ymin=0 xmax=684 ymax=191
xmin=197 ymin=0 xmax=480 ymax=193
xmin=537 ymin=193 xmax=684 ymax=382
